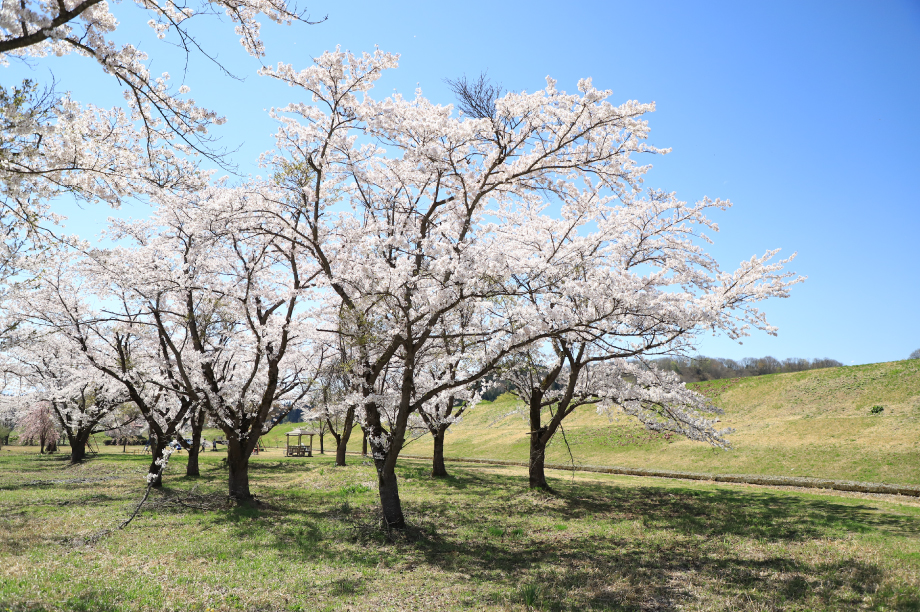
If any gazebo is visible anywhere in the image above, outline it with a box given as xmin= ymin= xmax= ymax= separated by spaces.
xmin=285 ymin=428 xmax=317 ymax=457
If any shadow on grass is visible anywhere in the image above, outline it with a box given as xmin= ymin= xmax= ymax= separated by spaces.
xmin=8 ymin=449 xmax=917 ymax=611
xmin=552 ymin=484 xmax=920 ymax=540
xmin=254 ymin=467 xmax=920 ymax=610
xmin=1 ymin=590 xmax=123 ymax=612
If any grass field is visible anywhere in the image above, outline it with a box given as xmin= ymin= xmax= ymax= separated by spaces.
xmin=90 ymin=359 xmax=920 ymax=487
xmin=1 ymin=446 xmax=920 ymax=611
xmin=392 ymin=359 xmax=920 ymax=486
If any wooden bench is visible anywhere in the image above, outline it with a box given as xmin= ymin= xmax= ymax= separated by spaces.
xmin=285 ymin=445 xmax=312 ymax=457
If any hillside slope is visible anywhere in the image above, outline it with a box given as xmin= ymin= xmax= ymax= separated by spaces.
xmin=401 ymin=359 xmax=920 ymax=485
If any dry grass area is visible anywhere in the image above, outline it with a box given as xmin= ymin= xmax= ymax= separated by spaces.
xmin=397 ymin=359 xmax=920 ymax=485
xmin=1 ymin=446 xmax=920 ymax=611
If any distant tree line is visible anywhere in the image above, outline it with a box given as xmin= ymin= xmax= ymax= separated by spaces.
xmin=479 ymin=356 xmax=846 ymax=399
xmin=281 ymin=408 xmax=304 ymax=424
xmin=648 ymin=356 xmax=843 ymax=383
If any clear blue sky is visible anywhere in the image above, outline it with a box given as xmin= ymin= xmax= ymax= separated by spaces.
xmin=6 ymin=0 xmax=919 ymax=365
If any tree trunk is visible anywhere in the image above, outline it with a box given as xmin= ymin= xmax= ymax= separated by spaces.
xmin=185 ymin=437 xmax=200 ymax=477
xmin=375 ymin=458 xmax=405 ymax=529
xmin=147 ymin=439 xmax=168 ymax=488
xmin=334 ymin=407 xmax=356 ymax=467
xmin=68 ymin=431 xmax=89 ymax=464
xmin=335 ymin=433 xmax=350 ymax=466
xmin=529 ymin=428 xmax=549 ymax=490
xmin=431 ymin=427 xmax=448 ymax=478
xmin=226 ymin=438 xmax=252 ymax=500
xmin=319 ymin=433 xmax=324 ymax=454
xmin=185 ymin=412 xmax=205 ymax=477
xmin=362 ymin=429 xmax=368 ymax=456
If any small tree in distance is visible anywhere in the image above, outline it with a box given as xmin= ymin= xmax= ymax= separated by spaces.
xmin=308 ymin=372 xmax=359 ymax=467
xmin=910 ymin=349 xmax=920 ymax=360
xmin=305 ymin=331 xmax=363 ymax=468
xmin=17 ymin=403 xmax=58 ymax=453
xmin=109 ymin=404 xmax=145 ymax=453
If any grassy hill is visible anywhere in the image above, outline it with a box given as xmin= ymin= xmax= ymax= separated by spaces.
xmin=398 ymin=358 xmax=920 ymax=485
xmin=188 ymin=359 xmax=920 ymax=485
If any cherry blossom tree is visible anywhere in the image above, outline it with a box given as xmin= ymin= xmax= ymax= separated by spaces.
xmin=490 ymin=185 xmax=803 ymax=489
xmin=4 ymin=332 xmax=130 ymax=463
xmin=0 ymin=0 xmax=322 ymax=323
xmin=17 ymin=402 xmax=59 ymax=452
xmin=86 ymin=184 xmax=330 ymax=499
xmin=416 ymin=387 xmax=478 ymax=479
xmin=307 ymin=353 xmax=360 ymax=467
xmin=252 ymin=49 xmax=802 ymax=528
xmin=174 ymin=404 xmax=208 ymax=475
xmin=108 ymin=403 xmax=145 ymax=452
xmin=0 ymin=81 xmax=205 ymax=324
xmin=505 ymin=347 xmax=730 ymax=490
xmin=0 ymin=388 xmax=18 ymax=447
xmin=8 ymin=252 xmax=195 ymax=484
xmin=414 ymin=308 xmax=482 ymax=478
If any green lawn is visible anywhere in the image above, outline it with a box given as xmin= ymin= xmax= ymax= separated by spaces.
xmin=398 ymin=359 xmax=920 ymax=485
xmin=1 ymin=447 xmax=919 ymax=611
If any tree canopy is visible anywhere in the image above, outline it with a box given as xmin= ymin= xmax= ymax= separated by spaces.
xmin=1 ymin=48 xmax=803 ymax=528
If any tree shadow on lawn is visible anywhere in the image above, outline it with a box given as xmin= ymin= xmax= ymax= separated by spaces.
xmin=410 ymin=482 xmax=919 ymax=610
xmin=386 ymin=463 xmax=518 ymax=491
xmin=48 ymin=459 xmax=907 ymax=610
xmin=251 ymin=465 xmax=920 ymax=549
xmin=256 ymin=509 xmax=909 ymax=610
xmin=224 ymin=472 xmax=920 ymax=610
xmin=0 ymin=475 xmax=136 ymax=495
xmin=67 ymin=452 xmax=149 ymax=464
xmin=405 ymin=461 xmax=562 ymax=491
xmin=516 ymin=552 xmax=900 ymax=611
xmin=0 ymin=451 xmax=153 ymax=489
xmin=247 ymin=460 xmax=306 ymax=471
xmin=1 ymin=589 xmax=121 ymax=612
xmin=561 ymin=483 xmax=920 ymax=540
xmin=427 ymin=467 xmax=920 ymax=540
